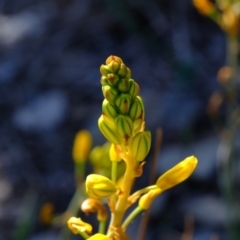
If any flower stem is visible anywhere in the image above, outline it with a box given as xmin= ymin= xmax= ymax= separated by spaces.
xmin=98 ymin=220 xmax=107 ymax=234
xmin=122 ymin=206 xmax=143 ymax=231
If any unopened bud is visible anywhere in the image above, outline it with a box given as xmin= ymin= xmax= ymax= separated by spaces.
xmin=126 ymin=67 xmax=131 ymax=78
xmin=129 ymin=79 xmax=140 ymax=97
xmin=100 ymin=65 xmax=110 ymax=76
xmin=116 ymin=115 xmax=133 ymax=143
xmin=107 ymin=73 xmax=119 ymax=86
xmin=100 ymin=76 xmax=108 ymax=86
xmin=107 ymin=60 xmax=119 ymax=72
xmin=138 ymin=188 xmax=161 ymax=210
xmin=156 ymin=156 xmax=198 ymax=191
xmin=86 ymin=174 xmax=117 ymax=198
xmin=98 ymin=115 xmax=122 ymax=145
xmin=102 ymin=86 xmax=119 ymax=104
xmin=129 ymin=97 xmax=144 ymax=121
xmin=118 ymin=63 xmax=128 ymax=77
xmin=115 ymin=93 xmax=131 ymax=114
xmin=118 ymin=78 xmax=129 ymax=93
xmin=106 ymin=55 xmax=123 ymax=65
xmin=102 ymin=99 xmax=118 ymax=124
xmin=130 ymin=130 xmax=151 ymax=161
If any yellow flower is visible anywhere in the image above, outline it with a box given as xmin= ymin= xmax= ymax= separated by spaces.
xmin=88 ymin=233 xmax=110 ymax=240
xmin=67 ymin=217 xmax=92 ymax=234
xmin=72 ymin=130 xmax=92 ymax=163
xmin=156 ymin=156 xmax=198 ymax=191
xmin=86 ymin=174 xmax=117 ymax=198
xmin=193 ymin=0 xmax=215 ymax=15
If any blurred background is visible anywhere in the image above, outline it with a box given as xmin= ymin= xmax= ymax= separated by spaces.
xmin=0 ymin=0 xmax=239 ymax=239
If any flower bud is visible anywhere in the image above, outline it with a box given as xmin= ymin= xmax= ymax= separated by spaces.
xmin=109 ymin=143 xmax=122 ymax=162
xmin=88 ymin=233 xmax=110 ymax=240
xmin=129 ymin=79 xmax=140 ymax=97
xmin=100 ymin=76 xmax=108 ymax=86
xmin=107 ymin=73 xmax=119 ymax=86
xmin=126 ymin=67 xmax=131 ymax=78
xmin=67 ymin=217 xmax=92 ymax=234
xmin=116 ymin=115 xmax=133 ymax=143
xmin=86 ymin=174 xmax=117 ymax=198
xmin=72 ymin=130 xmax=92 ymax=163
xmin=156 ymin=156 xmax=198 ymax=191
xmin=102 ymin=99 xmax=118 ymax=125
xmin=115 ymin=93 xmax=131 ymax=114
xmin=130 ymin=130 xmax=151 ymax=161
xmin=118 ymin=78 xmax=129 ymax=93
xmin=138 ymin=188 xmax=162 ymax=210
xmin=129 ymin=97 xmax=144 ymax=121
xmin=100 ymin=65 xmax=110 ymax=76
xmin=98 ymin=115 xmax=122 ymax=145
xmin=118 ymin=63 xmax=128 ymax=77
xmin=107 ymin=60 xmax=119 ymax=72
xmin=102 ymin=86 xmax=119 ymax=104
xmin=106 ymin=55 xmax=123 ymax=65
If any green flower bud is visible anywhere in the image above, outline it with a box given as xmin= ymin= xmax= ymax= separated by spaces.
xmin=102 ymin=86 xmax=119 ymax=104
xmin=126 ymin=67 xmax=131 ymax=78
xmin=130 ymin=130 xmax=151 ymax=161
xmin=86 ymin=174 xmax=117 ymax=198
xmin=100 ymin=76 xmax=108 ymax=86
xmin=118 ymin=63 xmax=128 ymax=77
xmin=107 ymin=61 xmax=119 ymax=72
xmin=98 ymin=115 xmax=122 ymax=145
xmin=106 ymin=55 xmax=123 ymax=65
xmin=115 ymin=93 xmax=131 ymax=114
xmin=100 ymin=65 xmax=110 ymax=76
xmin=117 ymin=78 xmax=129 ymax=93
xmin=132 ymin=118 xmax=143 ymax=135
xmin=107 ymin=73 xmax=119 ymax=86
xmin=129 ymin=79 xmax=140 ymax=97
xmin=102 ymin=99 xmax=118 ymax=125
xmin=129 ymin=97 xmax=144 ymax=120
xmin=116 ymin=115 xmax=133 ymax=143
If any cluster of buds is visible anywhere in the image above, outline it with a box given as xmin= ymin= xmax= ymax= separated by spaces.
xmin=98 ymin=56 xmax=151 ymax=162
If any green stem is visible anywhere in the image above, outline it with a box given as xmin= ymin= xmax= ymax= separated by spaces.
xmin=122 ymin=206 xmax=143 ymax=231
xmin=98 ymin=220 xmax=107 ymax=234
xmin=79 ymin=230 xmax=90 ymax=239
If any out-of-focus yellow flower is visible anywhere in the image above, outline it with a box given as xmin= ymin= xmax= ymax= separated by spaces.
xmin=86 ymin=174 xmax=117 ymax=198
xmin=67 ymin=217 xmax=92 ymax=234
xmin=156 ymin=156 xmax=198 ymax=191
xmin=221 ymin=7 xmax=239 ymax=36
xmin=88 ymin=233 xmax=110 ymax=240
xmin=72 ymin=130 xmax=92 ymax=163
xmin=193 ymin=0 xmax=215 ymax=15
xmin=39 ymin=202 xmax=54 ymax=225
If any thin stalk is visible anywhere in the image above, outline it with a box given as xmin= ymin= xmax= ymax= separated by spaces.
xmin=111 ymin=161 xmax=118 ymax=184
xmin=98 ymin=220 xmax=107 ymax=234
xmin=122 ymin=206 xmax=143 ymax=231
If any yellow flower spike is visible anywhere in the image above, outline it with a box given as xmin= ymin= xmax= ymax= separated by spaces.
xmin=109 ymin=144 xmax=122 ymax=162
xmin=86 ymin=174 xmax=117 ymax=198
xmin=156 ymin=156 xmax=198 ymax=191
xmin=81 ymin=198 xmax=108 ymax=221
xmin=106 ymin=55 xmax=123 ymax=65
xmin=88 ymin=233 xmax=110 ymax=240
xmin=67 ymin=217 xmax=92 ymax=235
xmin=72 ymin=130 xmax=92 ymax=163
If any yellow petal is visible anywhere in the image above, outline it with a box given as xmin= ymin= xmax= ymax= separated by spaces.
xmin=156 ymin=156 xmax=198 ymax=191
